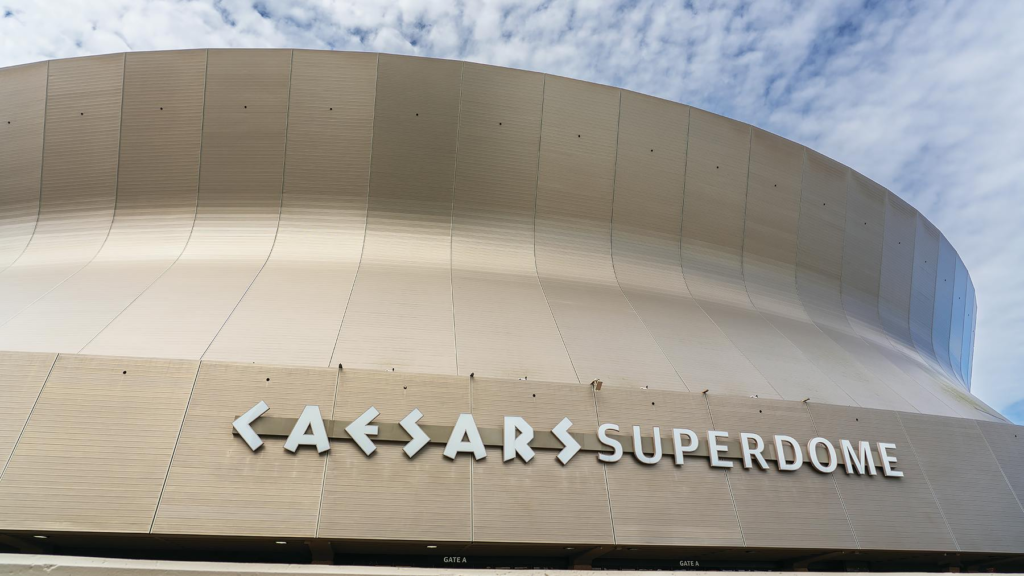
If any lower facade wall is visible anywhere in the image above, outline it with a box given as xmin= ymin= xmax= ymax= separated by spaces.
xmin=0 ymin=352 xmax=1022 ymax=553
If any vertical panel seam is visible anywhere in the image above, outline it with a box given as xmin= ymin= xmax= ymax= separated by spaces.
xmin=79 ymin=49 xmax=209 ymax=354
xmin=802 ymin=402 xmax=861 ymax=548
xmin=590 ymin=386 xmax=616 ymax=545
xmin=449 ymin=62 xmax=465 ymax=375
xmin=607 ymin=91 xmax=689 ymax=392
xmin=678 ymin=112 xmax=780 ymax=400
xmin=702 ymin=393 xmax=746 ymax=546
xmin=894 ymin=411 xmax=960 ymax=550
xmin=0 ymin=352 xmax=58 ymax=484
xmin=0 ymin=60 xmax=49 ymax=275
xmin=739 ymin=130 xmax=858 ymax=407
xmin=200 ymin=49 xmax=294 ymax=361
xmin=328 ymin=53 xmax=379 ymax=368
xmin=0 ymin=54 xmax=126 ymax=328
xmin=975 ymin=421 xmax=1024 ymax=517
xmin=148 ymin=360 xmax=203 ymax=533
xmin=315 ymin=366 xmax=342 ymax=538
xmin=530 ymin=75 xmax=580 ymax=384
xmin=834 ymin=170 xmax=921 ymax=413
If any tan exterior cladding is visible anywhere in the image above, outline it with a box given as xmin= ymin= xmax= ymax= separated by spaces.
xmin=0 ymin=62 xmax=47 ymax=270
xmin=0 ymin=358 xmax=1021 ymax=551
xmin=0 ymin=354 xmax=197 ymax=532
xmin=0 ymin=50 xmax=207 ymax=353
xmin=0 ymin=50 xmax=988 ymax=416
xmin=0 ymin=51 xmax=1016 ymax=554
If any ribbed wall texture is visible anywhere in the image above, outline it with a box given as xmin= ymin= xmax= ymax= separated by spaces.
xmin=0 ymin=50 xmax=1018 ymax=554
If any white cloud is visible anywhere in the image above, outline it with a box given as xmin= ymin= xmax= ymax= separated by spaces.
xmin=1 ymin=0 xmax=1021 ymax=419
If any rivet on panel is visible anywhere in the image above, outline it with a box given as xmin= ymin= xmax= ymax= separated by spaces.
xmin=122 ymin=370 xmax=127 ymax=374
xmin=577 ymin=134 xmax=581 ymax=138
xmin=758 ymin=409 xmax=762 ymax=413
xmin=415 ymin=113 xmax=419 ymax=116
xmin=80 ymin=112 xmax=84 ymax=116
xmin=329 ymin=107 xmax=333 ymax=111
xmin=159 ymin=107 xmax=163 ymax=110
xmin=244 ymin=106 xmax=247 ymax=109
xmin=499 ymin=122 xmax=502 ymax=125
xmin=716 ymin=165 xmax=719 ymax=169
xmin=651 ymin=402 xmax=655 ymax=406
xmin=532 ymin=394 xmax=536 ymax=398
xmin=266 ymin=378 xmax=270 ymax=382
xmin=650 ymin=149 xmax=654 ymax=152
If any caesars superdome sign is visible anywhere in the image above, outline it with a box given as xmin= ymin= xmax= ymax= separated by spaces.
xmin=233 ymin=401 xmax=905 ymax=478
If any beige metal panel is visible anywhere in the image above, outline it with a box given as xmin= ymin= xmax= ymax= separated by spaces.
xmin=205 ymin=50 xmax=377 ymax=366
xmin=0 ymin=54 xmax=123 ymax=324
xmin=0 ymin=62 xmax=46 ymax=269
xmin=910 ymin=216 xmax=941 ymax=367
xmin=596 ymin=387 xmax=742 ymax=546
xmin=330 ymin=55 xmax=462 ymax=375
xmin=0 ymin=50 xmax=207 ymax=353
xmin=318 ymin=370 xmax=471 ymax=541
xmin=449 ymin=63 xmax=576 ymax=382
xmin=806 ymin=403 xmax=955 ymax=551
xmin=879 ymin=192 xmax=918 ymax=349
xmin=0 ymin=351 xmax=55 ymax=473
xmin=932 ymin=235 xmax=957 ymax=377
xmin=797 ymin=154 xmax=920 ymax=413
xmin=0 ymin=354 xmax=196 ymax=532
xmin=976 ymin=421 xmax=1024 ymax=508
xmin=472 ymin=377 xmax=612 ymax=544
xmin=706 ymin=394 xmax=858 ymax=548
xmin=611 ymin=92 xmax=770 ymax=396
xmin=840 ymin=172 xmax=887 ymax=340
xmin=533 ymin=75 xmax=680 ymax=389
xmin=899 ymin=412 xmax=1024 ymax=552
xmin=683 ymin=110 xmax=844 ymax=403
xmin=82 ymin=49 xmax=292 ymax=360
xmin=152 ymin=361 xmax=336 ymax=537
xmin=742 ymin=129 xmax=879 ymax=407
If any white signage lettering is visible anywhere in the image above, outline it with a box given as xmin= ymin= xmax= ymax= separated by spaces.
xmin=233 ymin=401 xmax=904 ymax=478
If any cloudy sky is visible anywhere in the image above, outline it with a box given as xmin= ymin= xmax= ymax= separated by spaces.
xmin=2 ymin=0 xmax=1022 ymax=421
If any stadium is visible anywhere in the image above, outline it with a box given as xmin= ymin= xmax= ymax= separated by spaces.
xmin=0 ymin=49 xmax=1021 ymax=574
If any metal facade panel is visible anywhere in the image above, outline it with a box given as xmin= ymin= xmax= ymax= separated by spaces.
xmin=744 ymin=132 xmax=888 ymax=408
xmin=81 ymin=49 xmax=292 ymax=360
xmin=899 ymin=412 xmax=1024 ymax=552
xmin=684 ymin=111 xmax=844 ymax=404
xmin=0 ymin=354 xmax=196 ymax=532
xmin=472 ymin=377 xmax=612 ymax=544
xmin=318 ymin=371 xmax=471 ymax=541
xmin=0 ymin=351 xmax=55 ymax=473
xmin=611 ymin=93 xmax=769 ymax=396
xmin=706 ymin=394 xmax=858 ymax=548
xmin=533 ymin=76 xmax=680 ymax=389
xmin=0 ymin=54 xmax=123 ymax=324
xmin=331 ymin=55 xmax=462 ymax=375
xmin=949 ymin=256 xmax=967 ymax=384
xmin=205 ymin=50 xmax=377 ymax=366
xmin=879 ymin=193 xmax=917 ymax=349
xmin=976 ymin=421 xmax=1024 ymax=509
xmin=153 ymin=361 xmax=336 ymax=537
xmin=597 ymin=388 xmax=743 ymax=546
xmin=0 ymin=62 xmax=46 ymax=269
xmin=932 ymin=235 xmax=956 ymax=377
xmin=961 ymin=278 xmax=975 ymax=384
xmin=910 ymin=216 xmax=941 ymax=366
xmin=0 ymin=50 xmax=207 ymax=353
xmin=449 ymin=63 xmax=576 ymax=382
xmin=806 ymin=403 xmax=956 ymax=550
xmin=841 ymin=172 xmax=887 ymax=340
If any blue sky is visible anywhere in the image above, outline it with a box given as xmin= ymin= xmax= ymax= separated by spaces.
xmin=2 ymin=0 xmax=1021 ymax=421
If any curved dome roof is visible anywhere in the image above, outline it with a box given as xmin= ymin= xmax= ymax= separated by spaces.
xmin=0 ymin=49 xmax=995 ymax=420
